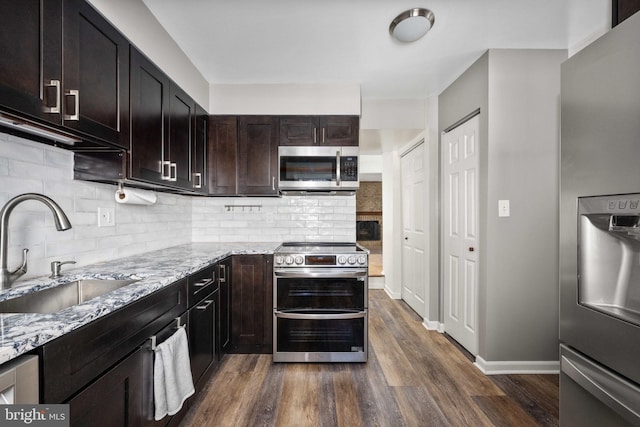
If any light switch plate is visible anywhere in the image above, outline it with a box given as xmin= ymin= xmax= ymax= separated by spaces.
xmin=98 ymin=207 xmax=115 ymax=227
xmin=498 ymin=200 xmax=510 ymax=217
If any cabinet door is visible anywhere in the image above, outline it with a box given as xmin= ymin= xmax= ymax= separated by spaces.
xmin=230 ymin=255 xmax=272 ymax=353
xmin=68 ymin=346 xmax=146 ymax=427
xmin=218 ymin=259 xmax=232 ymax=353
xmin=0 ymin=0 xmax=62 ymax=125
xmin=130 ymin=47 xmax=170 ymax=185
xmin=168 ymin=84 xmax=194 ymax=189
xmin=63 ymin=0 xmax=130 ymax=148
xmin=192 ymin=105 xmax=208 ymax=193
xmin=279 ymin=116 xmax=319 ymax=145
xmin=189 ymin=290 xmax=217 ymax=385
xmin=238 ymin=116 xmax=278 ymax=195
xmin=208 ymin=116 xmax=238 ymax=195
xmin=320 ymin=116 xmax=359 ymax=146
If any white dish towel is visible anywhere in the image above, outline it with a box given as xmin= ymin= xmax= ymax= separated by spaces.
xmin=153 ymin=327 xmax=195 ymax=421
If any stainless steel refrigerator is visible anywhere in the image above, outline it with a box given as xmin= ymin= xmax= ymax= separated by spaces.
xmin=560 ymin=11 xmax=640 ymax=426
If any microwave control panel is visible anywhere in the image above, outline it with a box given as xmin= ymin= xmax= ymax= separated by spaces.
xmin=341 ymin=156 xmax=358 ymax=181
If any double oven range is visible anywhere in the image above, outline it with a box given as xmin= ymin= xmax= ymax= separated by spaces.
xmin=273 ymin=242 xmax=368 ymax=362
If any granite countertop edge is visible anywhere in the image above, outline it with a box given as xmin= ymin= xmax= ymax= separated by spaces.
xmin=0 ymin=242 xmax=279 ymax=365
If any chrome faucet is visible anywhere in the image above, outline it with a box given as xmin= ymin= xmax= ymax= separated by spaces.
xmin=0 ymin=193 xmax=72 ymax=289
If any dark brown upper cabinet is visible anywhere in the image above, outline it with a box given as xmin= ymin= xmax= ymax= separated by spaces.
xmin=208 ymin=116 xmax=238 ymax=195
xmin=192 ymin=105 xmax=209 ymax=194
xmin=279 ymin=115 xmax=359 ymax=146
xmin=0 ymin=0 xmax=129 ymax=149
xmin=208 ymin=116 xmax=278 ymax=196
xmin=129 ymin=47 xmax=170 ymax=185
xmin=238 ymin=116 xmax=279 ymax=195
xmin=0 ymin=0 xmax=63 ymax=126
xmin=130 ymin=47 xmax=196 ymax=191
xmin=63 ymin=0 xmax=129 ymax=149
xmin=169 ymin=84 xmax=195 ymax=189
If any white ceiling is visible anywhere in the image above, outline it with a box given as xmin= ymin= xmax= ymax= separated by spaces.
xmin=142 ymin=0 xmax=609 ymax=100
xmin=141 ymin=0 xmax=609 ymax=154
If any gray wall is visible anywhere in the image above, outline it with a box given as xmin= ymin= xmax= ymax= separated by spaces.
xmin=439 ymin=49 xmax=566 ymax=363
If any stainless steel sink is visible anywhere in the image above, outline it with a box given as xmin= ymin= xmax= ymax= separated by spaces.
xmin=0 ymin=279 xmax=138 ymax=313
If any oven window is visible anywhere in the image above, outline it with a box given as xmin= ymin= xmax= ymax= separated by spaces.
xmin=276 ymin=278 xmax=365 ymax=310
xmin=280 ymin=156 xmax=337 ymax=181
xmin=276 ymin=315 xmax=365 ymax=353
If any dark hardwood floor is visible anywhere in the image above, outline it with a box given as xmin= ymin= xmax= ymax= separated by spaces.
xmin=180 ymin=290 xmax=559 ymax=427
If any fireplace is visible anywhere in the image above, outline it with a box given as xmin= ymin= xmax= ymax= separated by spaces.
xmin=357 ymin=220 xmax=380 ymax=241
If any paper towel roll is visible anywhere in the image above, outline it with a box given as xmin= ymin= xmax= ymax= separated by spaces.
xmin=115 ymin=187 xmax=157 ymax=205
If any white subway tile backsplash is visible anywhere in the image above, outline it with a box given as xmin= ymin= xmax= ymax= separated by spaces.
xmin=0 ymin=134 xmax=193 ymax=281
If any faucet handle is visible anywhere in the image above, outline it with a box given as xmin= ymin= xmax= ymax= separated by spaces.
xmin=13 ymin=248 xmax=29 ymax=276
xmin=50 ymin=260 xmax=76 ymax=279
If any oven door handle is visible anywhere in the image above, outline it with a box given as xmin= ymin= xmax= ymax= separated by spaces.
xmin=274 ymin=270 xmax=368 ymax=278
xmin=274 ymin=310 xmax=366 ymax=320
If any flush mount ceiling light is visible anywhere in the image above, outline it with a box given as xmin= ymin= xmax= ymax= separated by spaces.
xmin=389 ymin=8 xmax=435 ymax=43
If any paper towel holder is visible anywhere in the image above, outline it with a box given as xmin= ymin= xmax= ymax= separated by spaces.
xmin=116 ymin=182 xmax=125 ymax=201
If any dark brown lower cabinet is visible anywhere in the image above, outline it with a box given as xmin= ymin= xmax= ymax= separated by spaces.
xmin=229 ymin=255 xmax=273 ymax=354
xmin=218 ymin=258 xmax=232 ymax=353
xmin=67 ymin=345 xmax=146 ymax=427
xmin=189 ymin=290 xmax=218 ymax=387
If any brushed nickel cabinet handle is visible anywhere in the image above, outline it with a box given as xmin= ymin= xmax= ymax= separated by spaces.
xmin=196 ymin=300 xmax=214 ymax=310
xmin=44 ymin=80 xmax=60 ymax=114
xmin=193 ymin=172 xmax=202 ymax=189
xmin=64 ymin=90 xmax=79 ymax=121
xmin=161 ymin=160 xmax=171 ymax=180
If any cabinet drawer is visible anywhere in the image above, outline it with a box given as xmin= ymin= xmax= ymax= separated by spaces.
xmin=40 ymin=279 xmax=187 ymax=403
xmin=188 ymin=265 xmax=217 ymax=307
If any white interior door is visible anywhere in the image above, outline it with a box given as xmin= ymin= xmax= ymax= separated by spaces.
xmin=443 ymin=115 xmax=479 ymax=356
xmin=401 ymin=142 xmax=427 ymax=317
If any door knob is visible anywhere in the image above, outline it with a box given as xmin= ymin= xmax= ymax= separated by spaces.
xmin=405 ymin=237 xmax=408 ymax=240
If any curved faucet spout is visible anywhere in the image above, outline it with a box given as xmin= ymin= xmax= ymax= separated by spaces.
xmin=0 ymin=193 xmax=72 ymax=289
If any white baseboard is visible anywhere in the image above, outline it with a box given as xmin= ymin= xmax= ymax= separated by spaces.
xmin=422 ymin=320 xmax=443 ymax=332
xmin=384 ymin=286 xmax=401 ymax=299
xmin=368 ymin=276 xmax=385 ymax=289
xmin=474 ymin=356 xmax=560 ymax=375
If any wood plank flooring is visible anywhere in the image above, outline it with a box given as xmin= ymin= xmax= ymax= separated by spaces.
xmin=179 ymin=290 xmax=559 ymax=427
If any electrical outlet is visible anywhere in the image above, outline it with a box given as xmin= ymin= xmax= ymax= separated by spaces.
xmin=98 ymin=207 xmax=115 ymax=227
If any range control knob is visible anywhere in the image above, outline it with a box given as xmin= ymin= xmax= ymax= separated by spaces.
xmin=338 ymin=256 xmax=347 ymax=265
xmin=275 ymin=256 xmax=284 ymax=265
xmin=348 ymin=256 xmax=356 ymax=265
xmin=285 ymin=256 xmax=294 ymax=265
xmin=294 ymin=256 xmax=304 ymax=265
xmin=357 ymin=255 xmax=367 ymax=265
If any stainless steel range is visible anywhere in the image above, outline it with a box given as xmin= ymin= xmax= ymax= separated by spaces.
xmin=273 ymin=242 xmax=368 ymax=362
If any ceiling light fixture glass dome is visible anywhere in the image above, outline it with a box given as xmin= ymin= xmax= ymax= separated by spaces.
xmin=389 ymin=8 xmax=435 ymax=43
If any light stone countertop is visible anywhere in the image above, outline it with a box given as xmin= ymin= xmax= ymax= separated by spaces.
xmin=0 ymin=242 xmax=279 ymax=365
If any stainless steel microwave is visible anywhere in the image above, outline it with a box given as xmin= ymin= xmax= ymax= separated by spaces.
xmin=278 ymin=146 xmax=359 ymax=195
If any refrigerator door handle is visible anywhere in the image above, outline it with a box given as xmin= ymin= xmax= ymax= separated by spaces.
xmin=561 ymin=349 xmax=640 ymax=425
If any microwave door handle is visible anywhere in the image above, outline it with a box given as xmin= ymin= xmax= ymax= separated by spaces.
xmin=336 ymin=150 xmax=341 ymax=186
